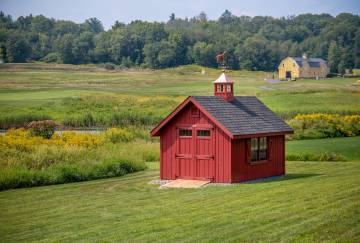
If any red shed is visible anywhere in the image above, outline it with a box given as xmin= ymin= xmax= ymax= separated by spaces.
xmin=151 ymin=72 xmax=293 ymax=183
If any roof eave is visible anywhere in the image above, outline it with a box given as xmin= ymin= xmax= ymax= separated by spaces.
xmin=150 ymin=96 xmax=192 ymax=137
xmin=150 ymin=96 xmax=235 ymax=139
xmin=232 ymin=130 xmax=294 ymax=139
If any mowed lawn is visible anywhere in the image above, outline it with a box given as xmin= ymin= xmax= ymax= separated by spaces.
xmin=1 ymin=162 xmax=360 ymax=242
xmin=287 ymin=136 xmax=360 ymax=161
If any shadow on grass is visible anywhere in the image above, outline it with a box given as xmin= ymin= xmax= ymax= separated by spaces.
xmin=243 ymin=173 xmax=322 ymax=184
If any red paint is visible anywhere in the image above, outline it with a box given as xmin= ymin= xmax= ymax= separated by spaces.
xmin=151 ymin=73 xmax=290 ymax=183
xmin=152 ymin=100 xmax=288 ymax=183
xmin=213 ymin=71 xmax=234 ymax=102
xmin=214 ymin=83 xmax=234 ymax=101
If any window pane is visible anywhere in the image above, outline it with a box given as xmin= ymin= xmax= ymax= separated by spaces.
xmin=260 ymin=137 xmax=267 ymax=149
xmin=259 ymin=137 xmax=267 ymax=160
xmin=220 ymin=85 xmax=224 ymax=92
xmin=227 ymin=84 xmax=231 ymax=92
xmin=251 ymin=138 xmax=258 ymax=161
xmin=179 ymin=129 xmax=192 ymax=137
xmin=197 ymin=130 xmax=210 ymax=137
xmin=259 ymin=149 xmax=267 ymax=160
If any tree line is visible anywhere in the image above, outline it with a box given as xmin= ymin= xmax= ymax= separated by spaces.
xmin=0 ymin=10 xmax=359 ymax=73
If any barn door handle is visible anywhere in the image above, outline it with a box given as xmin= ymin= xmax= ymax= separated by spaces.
xmin=175 ymin=154 xmax=192 ymax=159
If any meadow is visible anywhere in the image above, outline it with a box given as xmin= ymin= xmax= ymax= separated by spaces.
xmin=0 ymin=63 xmax=359 ymax=129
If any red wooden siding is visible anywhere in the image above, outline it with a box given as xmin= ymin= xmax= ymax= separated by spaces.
xmin=159 ymin=102 xmax=232 ymax=182
xmin=231 ymin=135 xmax=285 ymax=182
xmin=158 ymin=101 xmax=287 ymax=183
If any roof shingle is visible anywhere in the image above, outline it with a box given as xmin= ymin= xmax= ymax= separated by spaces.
xmin=192 ymin=96 xmax=293 ymax=136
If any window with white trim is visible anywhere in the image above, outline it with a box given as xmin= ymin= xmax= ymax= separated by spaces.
xmin=251 ymin=137 xmax=268 ymax=162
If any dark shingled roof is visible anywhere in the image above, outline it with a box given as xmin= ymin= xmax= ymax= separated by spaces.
xmin=192 ymin=96 xmax=293 ymax=136
xmin=292 ymin=57 xmax=328 ymax=67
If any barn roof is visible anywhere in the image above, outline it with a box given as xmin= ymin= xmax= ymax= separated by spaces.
xmin=193 ymin=96 xmax=293 ymax=137
xmin=292 ymin=57 xmax=328 ymax=67
xmin=151 ymin=96 xmax=293 ymax=138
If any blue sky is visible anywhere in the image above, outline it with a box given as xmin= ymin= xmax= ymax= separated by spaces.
xmin=0 ymin=0 xmax=359 ymax=29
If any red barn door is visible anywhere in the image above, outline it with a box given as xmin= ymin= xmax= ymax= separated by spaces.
xmin=176 ymin=126 xmax=215 ymax=180
xmin=176 ymin=126 xmax=194 ymax=179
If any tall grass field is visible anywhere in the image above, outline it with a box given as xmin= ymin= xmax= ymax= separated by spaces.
xmin=0 ymin=63 xmax=359 ymax=129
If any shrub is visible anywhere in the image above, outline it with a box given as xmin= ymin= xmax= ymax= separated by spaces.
xmin=0 ymin=159 xmax=146 ymax=190
xmin=104 ymin=128 xmax=135 ymax=143
xmin=286 ymin=152 xmax=347 ymax=162
xmin=287 ymin=114 xmax=360 ymax=139
xmin=103 ymin=62 xmax=115 ymax=70
xmin=27 ymin=120 xmax=56 ymax=139
xmin=41 ymin=52 xmax=63 ymax=63
xmin=0 ymin=128 xmax=156 ymax=190
xmin=60 ymin=131 xmax=104 ymax=147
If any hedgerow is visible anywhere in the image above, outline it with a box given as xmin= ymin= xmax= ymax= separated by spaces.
xmin=286 ymin=152 xmax=347 ymax=162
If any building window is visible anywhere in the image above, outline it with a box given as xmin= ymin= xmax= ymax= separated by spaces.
xmin=226 ymin=84 xmax=232 ymax=92
xmin=259 ymin=137 xmax=267 ymax=160
xmin=251 ymin=138 xmax=259 ymax=161
xmin=179 ymin=129 xmax=192 ymax=137
xmin=197 ymin=130 xmax=210 ymax=137
xmin=250 ymin=137 xmax=268 ymax=162
xmin=217 ymin=84 xmax=224 ymax=92
xmin=220 ymin=85 xmax=224 ymax=92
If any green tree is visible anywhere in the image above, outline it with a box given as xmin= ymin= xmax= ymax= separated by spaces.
xmin=55 ymin=34 xmax=75 ymax=63
xmin=84 ymin=18 xmax=104 ymax=33
xmin=144 ymin=41 xmax=176 ymax=68
xmin=236 ymin=36 xmax=278 ymax=71
xmin=191 ymin=42 xmax=217 ymax=67
xmin=327 ymin=41 xmax=341 ymax=73
xmin=6 ymin=33 xmax=31 ymax=62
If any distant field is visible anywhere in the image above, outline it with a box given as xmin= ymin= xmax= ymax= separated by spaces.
xmin=0 ymin=162 xmax=359 ymax=242
xmin=0 ymin=63 xmax=359 ymax=128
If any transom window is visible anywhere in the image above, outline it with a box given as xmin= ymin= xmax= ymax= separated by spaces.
xmin=179 ymin=129 xmax=192 ymax=137
xmin=197 ymin=130 xmax=210 ymax=137
xmin=251 ymin=137 xmax=267 ymax=162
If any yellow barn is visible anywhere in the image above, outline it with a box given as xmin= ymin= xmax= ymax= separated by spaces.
xmin=278 ymin=54 xmax=329 ymax=80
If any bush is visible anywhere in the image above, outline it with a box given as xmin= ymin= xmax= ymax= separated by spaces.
xmin=0 ymin=159 xmax=146 ymax=190
xmin=286 ymin=152 xmax=347 ymax=162
xmin=104 ymin=128 xmax=135 ymax=143
xmin=27 ymin=120 xmax=56 ymax=139
xmin=0 ymin=129 xmax=156 ymax=190
xmin=41 ymin=52 xmax=63 ymax=63
xmin=103 ymin=62 xmax=115 ymax=70
xmin=287 ymin=114 xmax=360 ymax=139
